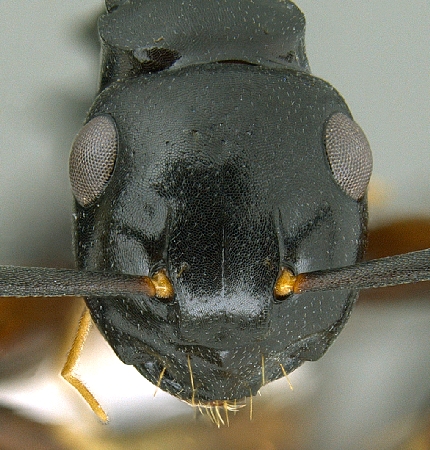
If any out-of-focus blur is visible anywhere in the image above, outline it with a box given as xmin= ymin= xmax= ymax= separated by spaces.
xmin=0 ymin=1 xmax=429 ymax=449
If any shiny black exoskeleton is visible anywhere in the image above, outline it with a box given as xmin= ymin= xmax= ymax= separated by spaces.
xmin=69 ymin=0 xmax=372 ymax=404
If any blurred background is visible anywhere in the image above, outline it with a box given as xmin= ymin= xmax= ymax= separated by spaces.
xmin=0 ymin=1 xmax=429 ymax=449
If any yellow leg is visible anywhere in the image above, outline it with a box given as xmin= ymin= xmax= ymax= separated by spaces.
xmin=61 ymin=308 xmax=108 ymax=423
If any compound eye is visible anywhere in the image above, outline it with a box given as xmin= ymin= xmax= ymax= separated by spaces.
xmin=69 ymin=115 xmax=118 ymax=207
xmin=324 ymin=113 xmax=373 ymax=200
